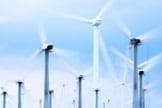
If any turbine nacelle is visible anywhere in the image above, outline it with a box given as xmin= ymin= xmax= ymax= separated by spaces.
xmin=92 ymin=18 xmax=102 ymax=26
xmin=42 ymin=43 xmax=53 ymax=51
xmin=121 ymin=82 xmax=125 ymax=86
xmin=130 ymin=38 xmax=141 ymax=45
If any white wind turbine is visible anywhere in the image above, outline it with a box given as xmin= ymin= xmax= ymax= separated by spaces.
xmin=111 ymin=47 xmax=162 ymax=108
xmin=113 ymin=48 xmax=132 ymax=108
xmin=62 ymin=0 xmax=114 ymax=86
xmin=71 ymin=68 xmax=92 ymax=108
xmin=61 ymin=1 xmax=114 ymax=107
xmin=110 ymin=47 xmax=162 ymax=73
xmin=58 ymin=60 xmax=92 ymax=108
xmin=117 ymin=19 xmax=162 ymax=108
xmin=116 ymin=20 xmax=161 ymax=108
xmin=30 ymin=24 xmax=77 ymax=108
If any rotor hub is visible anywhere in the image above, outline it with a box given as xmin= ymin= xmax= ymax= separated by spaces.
xmin=139 ymin=71 xmax=144 ymax=76
xmin=92 ymin=18 xmax=102 ymax=26
xmin=78 ymin=75 xmax=84 ymax=80
xmin=45 ymin=44 xmax=53 ymax=51
xmin=130 ymin=38 xmax=141 ymax=45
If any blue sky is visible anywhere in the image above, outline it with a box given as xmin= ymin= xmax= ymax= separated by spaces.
xmin=0 ymin=0 xmax=162 ymax=108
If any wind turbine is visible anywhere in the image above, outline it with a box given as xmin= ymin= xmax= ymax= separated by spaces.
xmin=72 ymin=99 xmax=76 ymax=108
xmin=2 ymin=90 xmax=7 ymax=108
xmin=110 ymin=47 xmax=162 ymax=73
xmin=30 ymin=24 xmax=77 ymax=108
xmin=64 ymin=62 xmax=92 ymax=108
xmin=110 ymin=47 xmax=162 ymax=108
xmin=39 ymin=99 xmax=42 ymax=108
xmin=49 ymin=90 xmax=54 ymax=108
xmin=139 ymin=71 xmax=144 ymax=108
xmin=62 ymin=0 xmax=114 ymax=86
xmin=62 ymin=1 xmax=114 ymax=107
xmin=73 ymin=69 xmax=92 ymax=108
xmin=116 ymin=20 xmax=162 ymax=108
xmin=17 ymin=81 xmax=24 ymax=108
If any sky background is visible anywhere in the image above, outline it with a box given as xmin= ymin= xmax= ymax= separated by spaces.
xmin=0 ymin=0 xmax=162 ymax=108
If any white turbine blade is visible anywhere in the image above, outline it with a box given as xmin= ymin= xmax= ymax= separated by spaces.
xmin=60 ymin=13 xmax=92 ymax=23
xmin=82 ymin=67 xmax=92 ymax=77
xmin=95 ymin=79 xmax=105 ymax=89
xmin=144 ymin=82 xmax=156 ymax=90
xmin=57 ymin=60 xmax=78 ymax=76
xmin=99 ymin=34 xmax=119 ymax=83
xmin=97 ymin=0 xmax=114 ymax=18
xmin=110 ymin=47 xmax=133 ymax=65
xmin=122 ymin=46 xmax=131 ymax=83
xmin=53 ymin=47 xmax=79 ymax=59
xmin=116 ymin=20 xmax=132 ymax=39
xmin=136 ymin=27 xmax=161 ymax=42
xmin=139 ymin=53 xmax=162 ymax=72
xmin=38 ymin=24 xmax=47 ymax=44
xmin=27 ymin=49 xmax=43 ymax=62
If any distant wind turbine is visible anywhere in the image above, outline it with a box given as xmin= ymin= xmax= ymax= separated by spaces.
xmin=30 ymin=24 xmax=77 ymax=108
xmin=17 ymin=81 xmax=24 ymax=108
xmin=2 ymin=90 xmax=7 ymax=108
xmin=110 ymin=47 xmax=162 ymax=72
xmin=64 ymin=61 xmax=92 ymax=108
xmin=61 ymin=1 xmax=114 ymax=107
xmin=116 ymin=20 xmax=161 ymax=108
xmin=49 ymin=90 xmax=54 ymax=108
xmin=110 ymin=47 xmax=162 ymax=108
xmin=62 ymin=0 xmax=114 ymax=85
xmin=139 ymin=71 xmax=144 ymax=108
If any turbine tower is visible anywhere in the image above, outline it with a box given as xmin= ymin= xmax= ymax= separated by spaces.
xmin=116 ymin=19 xmax=161 ymax=108
xmin=111 ymin=41 xmax=162 ymax=108
xmin=139 ymin=71 xmax=144 ymax=108
xmin=2 ymin=91 xmax=7 ymax=108
xmin=17 ymin=81 xmax=23 ymax=108
xmin=131 ymin=38 xmax=141 ymax=108
xmin=62 ymin=0 xmax=114 ymax=89
xmin=72 ymin=99 xmax=76 ymax=108
xmin=95 ymin=89 xmax=99 ymax=108
xmin=30 ymin=24 xmax=76 ymax=108
xmin=40 ymin=99 xmax=42 ymax=108
xmin=66 ymin=62 xmax=92 ymax=108
xmin=142 ymin=89 xmax=146 ymax=108
xmin=78 ymin=75 xmax=83 ymax=108
xmin=49 ymin=90 xmax=54 ymax=108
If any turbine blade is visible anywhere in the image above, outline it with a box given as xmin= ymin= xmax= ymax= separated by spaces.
xmin=60 ymin=13 xmax=92 ymax=23
xmin=100 ymin=38 xmax=118 ymax=82
xmin=136 ymin=27 xmax=162 ymax=42
xmin=38 ymin=24 xmax=47 ymax=44
xmin=97 ymin=0 xmax=114 ymax=18
xmin=82 ymin=67 xmax=92 ymax=77
xmin=122 ymin=46 xmax=131 ymax=82
xmin=28 ymin=49 xmax=43 ymax=62
xmin=110 ymin=47 xmax=133 ymax=66
xmin=99 ymin=32 xmax=119 ymax=83
xmin=115 ymin=20 xmax=132 ymax=39
xmin=139 ymin=53 xmax=162 ymax=72
xmin=95 ymin=79 xmax=105 ymax=89
xmin=144 ymin=82 xmax=156 ymax=90
xmin=58 ymin=60 xmax=78 ymax=76
xmin=53 ymin=47 xmax=79 ymax=60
